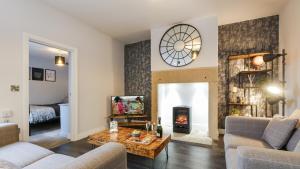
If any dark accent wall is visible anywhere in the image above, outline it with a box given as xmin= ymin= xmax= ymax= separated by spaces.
xmin=218 ymin=15 xmax=279 ymax=128
xmin=124 ymin=40 xmax=151 ymax=119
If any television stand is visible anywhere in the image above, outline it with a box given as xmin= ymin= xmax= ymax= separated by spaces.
xmin=109 ymin=114 xmax=148 ymax=128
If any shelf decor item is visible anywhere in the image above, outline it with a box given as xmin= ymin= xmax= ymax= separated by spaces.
xmin=109 ymin=121 xmax=118 ymax=133
xmin=159 ymin=24 xmax=202 ymax=67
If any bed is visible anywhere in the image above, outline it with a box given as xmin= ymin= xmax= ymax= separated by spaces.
xmin=29 ymin=104 xmax=61 ymax=124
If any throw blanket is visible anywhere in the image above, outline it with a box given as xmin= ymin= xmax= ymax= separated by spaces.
xmin=29 ymin=105 xmax=56 ymax=124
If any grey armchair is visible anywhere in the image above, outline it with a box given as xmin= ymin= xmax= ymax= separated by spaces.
xmin=224 ymin=116 xmax=300 ymax=169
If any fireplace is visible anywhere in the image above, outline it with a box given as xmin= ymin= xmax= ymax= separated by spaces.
xmin=173 ymin=107 xmax=191 ymax=134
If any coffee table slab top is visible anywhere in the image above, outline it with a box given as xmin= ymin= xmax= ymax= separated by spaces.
xmin=88 ymin=127 xmax=171 ymax=159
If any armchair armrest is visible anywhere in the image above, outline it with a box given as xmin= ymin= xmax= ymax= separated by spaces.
xmin=63 ymin=142 xmax=127 ymax=169
xmin=237 ymin=146 xmax=300 ymax=169
xmin=225 ymin=116 xmax=271 ymax=139
xmin=0 ymin=123 xmax=19 ymax=147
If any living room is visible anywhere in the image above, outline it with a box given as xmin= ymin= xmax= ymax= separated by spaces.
xmin=0 ymin=0 xmax=299 ymax=169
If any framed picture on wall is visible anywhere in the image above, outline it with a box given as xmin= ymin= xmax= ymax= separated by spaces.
xmin=32 ymin=68 xmax=44 ymax=81
xmin=45 ymin=69 xmax=56 ymax=82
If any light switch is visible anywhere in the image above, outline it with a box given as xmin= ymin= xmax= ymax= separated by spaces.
xmin=10 ymin=85 xmax=20 ymax=92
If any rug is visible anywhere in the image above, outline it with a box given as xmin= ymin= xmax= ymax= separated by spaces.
xmin=163 ymin=126 xmax=212 ymax=146
xmin=29 ymin=129 xmax=70 ymax=149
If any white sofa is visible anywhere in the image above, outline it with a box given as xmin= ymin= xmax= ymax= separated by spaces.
xmin=0 ymin=123 xmax=127 ymax=169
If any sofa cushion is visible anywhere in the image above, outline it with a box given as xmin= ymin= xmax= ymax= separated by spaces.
xmin=23 ymin=154 xmax=74 ymax=169
xmin=294 ymin=141 xmax=300 ymax=152
xmin=0 ymin=142 xmax=53 ymax=168
xmin=225 ymin=148 xmax=237 ymax=169
xmin=286 ymin=128 xmax=300 ymax=151
xmin=224 ymin=134 xmax=271 ymax=150
xmin=0 ymin=159 xmax=20 ymax=169
xmin=262 ymin=118 xmax=298 ymax=149
xmin=288 ymin=109 xmax=300 ymax=128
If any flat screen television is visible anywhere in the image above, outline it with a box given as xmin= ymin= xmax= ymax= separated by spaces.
xmin=111 ymin=96 xmax=144 ymax=115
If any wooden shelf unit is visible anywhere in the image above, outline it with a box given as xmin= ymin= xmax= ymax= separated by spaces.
xmin=227 ymin=52 xmax=274 ymax=117
xmin=109 ymin=114 xmax=149 ymax=128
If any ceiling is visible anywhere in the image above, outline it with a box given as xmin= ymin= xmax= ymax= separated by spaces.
xmin=29 ymin=42 xmax=69 ymax=62
xmin=40 ymin=0 xmax=288 ymax=44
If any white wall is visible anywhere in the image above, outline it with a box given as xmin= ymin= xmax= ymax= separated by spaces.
xmin=151 ymin=16 xmax=218 ymax=71
xmin=0 ymin=0 xmax=124 ymax=138
xmin=29 ymin=54 xmax=68 ymax=105
xmin=158 ymin=83 xmax=209 ymax=135
xmin=279 ymin=0 xmax=300 ymax=115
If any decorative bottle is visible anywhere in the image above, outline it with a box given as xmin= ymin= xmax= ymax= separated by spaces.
xmin=156 ymin=117 xmax=163 ymax=138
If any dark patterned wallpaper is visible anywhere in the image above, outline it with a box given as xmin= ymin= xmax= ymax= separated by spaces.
xmin=124 ymin=40 xmax=151 ymax=119
xmin=218 ymin=15 xmax=279 ymax=128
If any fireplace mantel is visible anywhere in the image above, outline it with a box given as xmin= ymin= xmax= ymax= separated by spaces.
xmin=151 ymin=67 xmax=219 ymax=140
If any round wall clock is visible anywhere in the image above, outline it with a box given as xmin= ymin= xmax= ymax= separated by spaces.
xmin=159 ymin=24 xmax=202 ymax=67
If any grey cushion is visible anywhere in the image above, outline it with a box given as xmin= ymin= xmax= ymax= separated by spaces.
xmin=262 ymin=118 xmax=298 ymax=149
xmin=23 ymin=154 xmax=74 ymax=169
xmin=0 ymin=142 xmax=53 ymax=168
xmin=287 ymin=128 xmax=300 ymax=151
xmin=225 ymin=148 xmax=237 ymax=169
xmin=0 ymin=159 xmax=20 ymax=169
xmin=224 ymin=134 xmax=271 ymax=150
xmin=294 ymin=141 xmax=300 ymax=152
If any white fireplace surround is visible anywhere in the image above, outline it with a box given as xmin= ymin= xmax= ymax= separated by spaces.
xmin=158 ymin=83 xmax=210 ymax=144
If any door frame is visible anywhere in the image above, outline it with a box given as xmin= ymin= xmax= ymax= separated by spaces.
xmin=22 ymin=33 xmax=78 ymax=141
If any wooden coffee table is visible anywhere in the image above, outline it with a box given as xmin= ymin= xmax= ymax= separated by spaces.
xmin=88 ymin=127 xmax=171 ymax=169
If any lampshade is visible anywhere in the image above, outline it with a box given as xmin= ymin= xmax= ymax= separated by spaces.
xmin=55 ymin=56 xmax=66 ymax=66
xmin=265 ymin=83 xmax=284 ymax=105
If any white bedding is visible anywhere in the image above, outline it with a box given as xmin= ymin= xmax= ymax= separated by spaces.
xmin=29 ymin=105 xmax=56 ymax=124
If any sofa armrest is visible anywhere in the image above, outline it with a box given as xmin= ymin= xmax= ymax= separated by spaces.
xmin=0 ymin=123 xmax=19 ymax=147
xmin=225 ymin=116 xmax=271 ymax=139
xmin=237 ymin=146 xmax=300 ymax=169
xmin=63 ymin=142 xmax=127 ymax=169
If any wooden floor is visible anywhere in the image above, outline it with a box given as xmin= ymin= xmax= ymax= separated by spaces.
xmin=30 ymin=120 xmax=60 ymax=136
xmin=52 ymin=137 xmax=226 ymax=169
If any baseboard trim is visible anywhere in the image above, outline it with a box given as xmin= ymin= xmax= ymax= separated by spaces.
xmin=218 ymin=129 xmax=225 ymax=135
xmin=77 ymin=127 xmax=104 ymax=140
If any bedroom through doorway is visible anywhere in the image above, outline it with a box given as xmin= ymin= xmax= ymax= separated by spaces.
xmin=28 ymin=41 xmax=70 ymax=148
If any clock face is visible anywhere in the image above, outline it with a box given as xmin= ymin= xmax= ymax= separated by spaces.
xmin=159 ymin=24 xmax=202 ymax=67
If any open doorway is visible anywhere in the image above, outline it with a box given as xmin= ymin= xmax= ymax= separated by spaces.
xmin=20 ymin=33 xmax=78 ymax=148
xmin=28 ymin=42 xmax=70 ymax=148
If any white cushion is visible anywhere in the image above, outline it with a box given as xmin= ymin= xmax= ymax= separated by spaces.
xmin=23 ymin=154 xmax=74 ymax=169
xmin=0 ymin=142 xmax=53 ymax=168
xmin=0 ymin=159 xmax=20 ymax=169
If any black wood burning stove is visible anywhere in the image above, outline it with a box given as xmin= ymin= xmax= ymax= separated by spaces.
xmin=173 ymin=107 xmax=191 ymax=134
